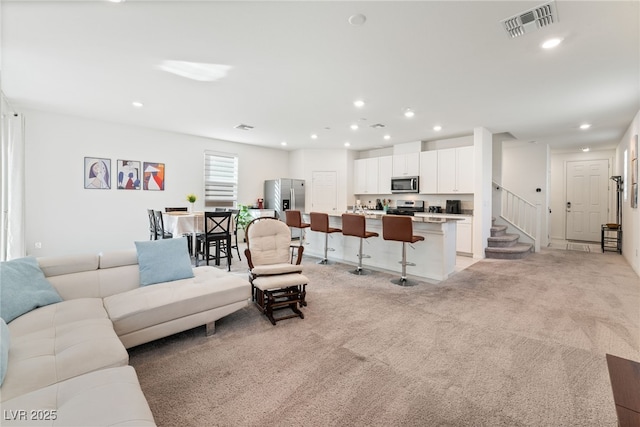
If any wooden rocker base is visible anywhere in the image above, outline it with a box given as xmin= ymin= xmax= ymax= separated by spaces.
xmin=253 ymin=285 xmax=307 ymax=325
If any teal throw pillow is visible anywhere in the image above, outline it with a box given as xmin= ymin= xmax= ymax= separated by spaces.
xmin=0 ymin=318 xmax=9 ymax=386
xmin=135 ymin=237 xmax=194 ymax=286
xmin=0 ymin=256 xmax=63 ymax=323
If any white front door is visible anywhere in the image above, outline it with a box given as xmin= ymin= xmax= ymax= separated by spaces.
xmin=311 ymin=171 xmax=337 ymax=212
xmin=566 ymin=159 xmax=609 ymax=242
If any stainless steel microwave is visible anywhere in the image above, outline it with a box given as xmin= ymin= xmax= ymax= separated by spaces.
xmin=391 ymin=176 xmax=419 ymax=193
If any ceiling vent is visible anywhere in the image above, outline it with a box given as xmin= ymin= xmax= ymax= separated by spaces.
xmin=370 ymin=123 xmax=386 ymax=129
xmin=501 ymin=1 xmax=558 ymax=38
xmin=234 ymin=124 xmax=254 ymax=131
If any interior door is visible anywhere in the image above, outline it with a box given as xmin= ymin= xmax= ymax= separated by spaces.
xmin=566 ymin=159 xmax=609 ymax=241
xmin=311 ymin=171 xmax=337 ymax=212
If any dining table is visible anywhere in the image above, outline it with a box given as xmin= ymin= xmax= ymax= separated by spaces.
xmin=162 ymin=211 xmax=205 ymax=264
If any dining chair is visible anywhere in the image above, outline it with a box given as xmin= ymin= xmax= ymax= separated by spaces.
xmin=147 ymin=209 xmax=157 ymax=240
xmin=197 ymin=211 xmax=232 ymax=271
xmin=228 ymin=209 xmax=242 ymax=261
xmin=154 ymin=210 xmax=173 ymax=240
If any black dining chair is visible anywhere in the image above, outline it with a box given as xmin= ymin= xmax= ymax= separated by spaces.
xmin=229 ymin=209 xmax=242 ymax=261
xmin=197 ymin=211 xmax=232 ymax=271
xmin=147 ymin=209 xmax=157 ymax=240
xmin=154 ymin=210 xmax=173 ymax=240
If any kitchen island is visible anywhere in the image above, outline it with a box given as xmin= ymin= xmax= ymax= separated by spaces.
xmin=301 ymin=212 xmax=459 ymax=281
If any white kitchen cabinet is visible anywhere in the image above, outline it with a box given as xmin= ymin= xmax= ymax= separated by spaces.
xmin=419 ymin=150 xmax=438 ymax=194
xmin=437 ymin=146 xmax=473 ymax=193
xmin=455 ymin=216 xmax=473 ymax=255
xmin=354 ymin=157 xmax=379 ymax=194
xmin=377 ymin=155 xmax=393 ymax=194
xmin=392 ymin=153 xmax=420 ymax=177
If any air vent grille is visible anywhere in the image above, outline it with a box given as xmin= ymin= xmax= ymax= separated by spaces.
xmin=370 ymin=123 xmax=386 ymax=129
xmin=501 ymin=1 xmax=557 ymax=38
xmin=234 ymin=124 xmax=254 ymax=131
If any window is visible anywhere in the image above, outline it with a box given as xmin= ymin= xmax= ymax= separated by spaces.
xmin=204 ymin=151 xmax=238 ymax=208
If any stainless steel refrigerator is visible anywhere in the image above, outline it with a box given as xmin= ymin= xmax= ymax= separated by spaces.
xmin=264 ymin=179 xmax=305 ymax=238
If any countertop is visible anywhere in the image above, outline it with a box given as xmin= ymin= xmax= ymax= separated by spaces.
xmin=312 ymin=211 xmax=465 ymax=223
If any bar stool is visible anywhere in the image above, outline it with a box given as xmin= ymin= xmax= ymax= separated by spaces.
xmin=285 ymin=210 xmax=310 ymax=261
xmin=310 ymin=212 xmax=342 ymax=264
xmin=341 ymin=213 xmax=379 ymax=275
xmin=382 ymin=215 xmax=425 ymax=286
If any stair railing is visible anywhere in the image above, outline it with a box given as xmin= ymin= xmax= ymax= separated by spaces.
xmin=493 ymin=182 xmax=541 ymax=252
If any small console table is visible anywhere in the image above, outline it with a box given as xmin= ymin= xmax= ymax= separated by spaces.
xmin=606 ymin=354 xmax=640 ymax=426
xmin=601 ymin=224 xmax=622 ymax=254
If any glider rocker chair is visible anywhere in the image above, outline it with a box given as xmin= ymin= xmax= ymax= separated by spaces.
xmin=244 ymin=217 xmax=310 ymax=325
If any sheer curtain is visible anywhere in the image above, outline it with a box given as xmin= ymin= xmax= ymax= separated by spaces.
xmin=1 ymin=94 xmax=25 ymax=261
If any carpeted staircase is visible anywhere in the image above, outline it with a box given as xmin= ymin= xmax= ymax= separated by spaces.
xmin=485 ymin=217 xmax=533 ymax=259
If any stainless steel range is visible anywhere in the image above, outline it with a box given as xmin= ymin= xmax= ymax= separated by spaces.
xmin=386 ymin=200 xmax=425 ymax=216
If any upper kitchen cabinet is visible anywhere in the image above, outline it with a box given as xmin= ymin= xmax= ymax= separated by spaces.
xmin=437 ymin=146 xmax=474 ymax=193
xmin=392 ymin=153 xmax=420 ymax=177
xmin=354 ymin=157 xmax=380 ymax=194
xmin=377 ymin=155 xmax=393 ymax=194
xmin=419 ymin=151 xmax=438 ymax=194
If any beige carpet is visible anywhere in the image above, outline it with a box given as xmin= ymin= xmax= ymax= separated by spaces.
xmin=128 ymin=248 xmax=640 ymax=427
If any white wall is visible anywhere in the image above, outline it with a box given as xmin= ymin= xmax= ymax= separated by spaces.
xmin=615 ymin=110 xmax=640 ymax=276
xmin=23 ymin=109 xmax=289 ymax=256
xmin=549 ymin=148 xmax=615 ymax=241
xmin=502 ymin=140 xmax=550 ymax=247
xmin=289 ymin=148 xmax=352 ymax=214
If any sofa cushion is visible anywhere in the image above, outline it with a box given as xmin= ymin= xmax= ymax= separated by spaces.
xmin=135 ymin=238 xmax=194 ymax=286
xmin=1 ymin=318 xmax=9 ymax=386
xmin=0 ymin=257 xmax=63 ymax=323
xmin=103 ymin=266 xmax=250 ymax=336
xmin=1 ymin=299 xmax=128 ymax=402
xmin=1 ymin=366 xmax=156 ymax=426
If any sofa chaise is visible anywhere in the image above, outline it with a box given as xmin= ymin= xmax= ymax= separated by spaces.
xmin=1 ymin=240 xmax=251 ymax=426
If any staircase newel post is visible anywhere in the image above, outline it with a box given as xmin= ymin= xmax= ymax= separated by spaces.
xmin=534 ymin=203 xmax=541 ymax=253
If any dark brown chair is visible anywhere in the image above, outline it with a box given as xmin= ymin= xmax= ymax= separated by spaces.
xmin=285 ymin=210 xmax=310 ymax=261
xmin=154 ymin=210 xmax=173 ymax=239
xmin=382 ymin=215 xmax=425 ymax=286
xmin=197 ymin=211 xmax=232 ymax=271
xmin=244 ymin=217 xmax=309 ymax=325
xmin=342 ymin=213 xmax=379 ymax=275
xmin=310 ymin=212 xmax=342 ymax=264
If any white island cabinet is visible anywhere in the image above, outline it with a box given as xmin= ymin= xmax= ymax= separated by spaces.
xmin=302 ymin=213 xmax=458 ymax=281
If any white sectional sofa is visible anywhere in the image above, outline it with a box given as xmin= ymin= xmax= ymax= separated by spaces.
xmin=0 ymin=244 xmax=251 ymax=426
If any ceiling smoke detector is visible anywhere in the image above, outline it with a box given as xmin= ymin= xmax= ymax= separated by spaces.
xmin=234 ymin=124 xmax=254 ymax=131
xmin=501 ymin=1 xmax=558 ymax=38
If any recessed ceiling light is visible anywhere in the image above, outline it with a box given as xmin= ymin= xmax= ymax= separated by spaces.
xmin=433 ymin=125 xmax=442 ymax=131
xmin=311 ymin=134 xmax=318 ymax=139
xmin=354 ymin=100 xmax=365 ymax=108
xmin=404 ymin=108 xmax=415 ymax=118
xmin=158 ymin=60 xmax=231 ymax=82
xmin=281 ymin=141 xmax=287 ymax=146
xmin=348 ymin=14 xmax=367 ymax=26
xmin=582 ymin=147 xmax=590 ymax=152
xmin=579 ymin=123 xmax=592 ymax=130
xmin=350 ymin=124 xmax=359 ymax=130
xmin=108 ymin=0 xmax=125 ymax=3
xmin=541 ymin=37 xmax=563 ymax=49
xmin=383 ymin=135 xmax=391 ymax=140
xmin=132 ymin=101 xmax=143 ymax=108
xmin=344 ymin=142 xmax=351 ymax=147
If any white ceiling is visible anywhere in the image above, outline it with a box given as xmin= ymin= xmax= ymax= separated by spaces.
xmin=2 ymin=1 xmax=639 ymax=152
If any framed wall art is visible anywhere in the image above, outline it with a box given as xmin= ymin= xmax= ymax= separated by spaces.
xmin=84 ymin=157 xmax=111 ymax=189
xmin=143 ymin=162 xmax=165 ymax=191
xmin=117 ymin=159 xmax=141 ymax=190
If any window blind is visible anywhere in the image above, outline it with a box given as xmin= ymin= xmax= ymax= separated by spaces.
xmin=204 ymin=151 xmax=238 ymax=208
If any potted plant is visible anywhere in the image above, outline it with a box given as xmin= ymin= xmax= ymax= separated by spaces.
xmin=186 ymin=193 xmax=197 ymax=212
xmin=236 ymin=204 xmax=253 ymax=241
